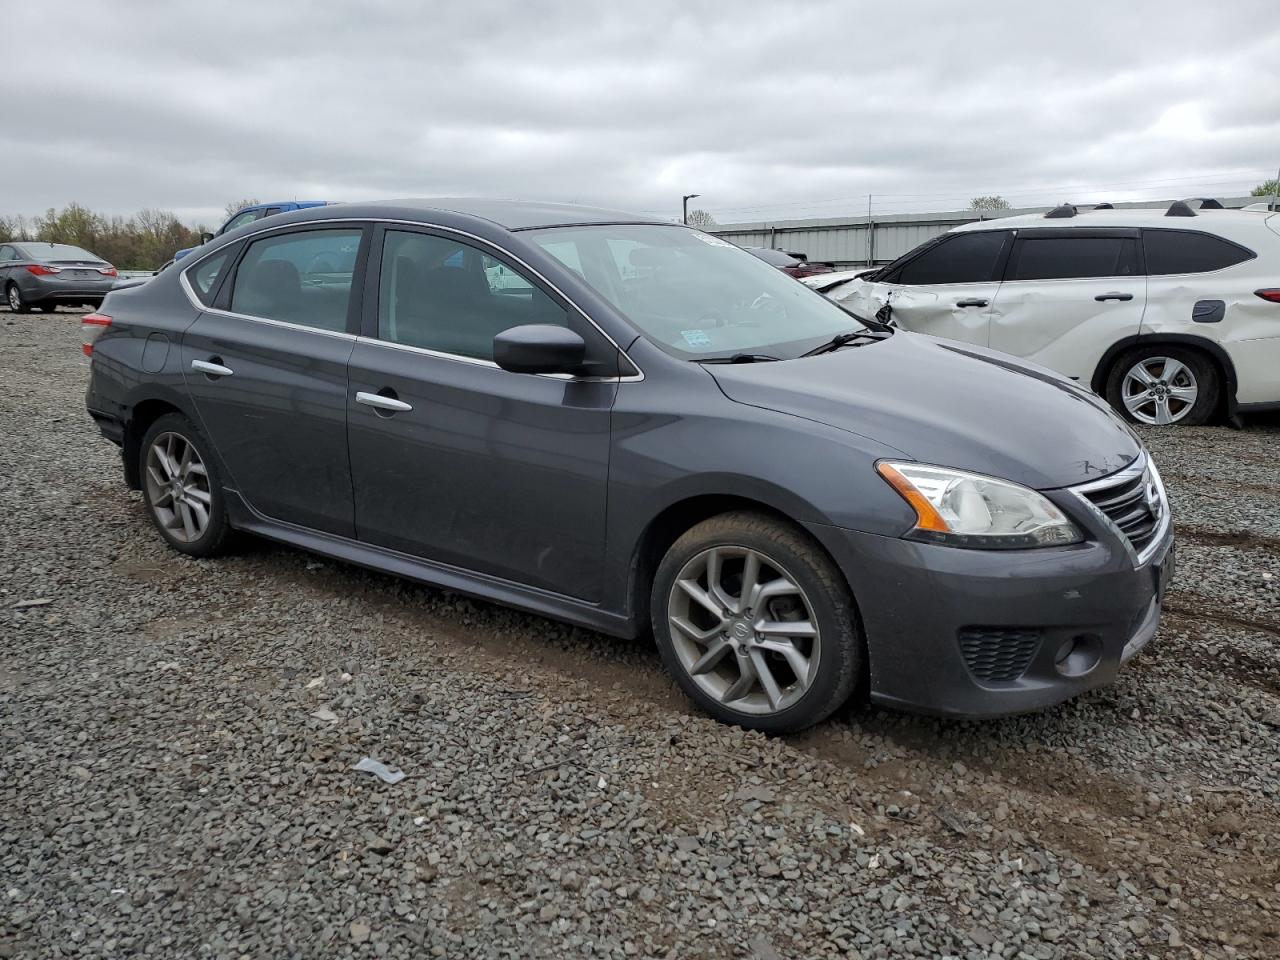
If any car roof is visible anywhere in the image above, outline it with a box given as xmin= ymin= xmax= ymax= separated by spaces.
xmin=952 ymin=207 xmax=1279 ymax=244
xmin=296 ymin=198 xmax=667 ymax=231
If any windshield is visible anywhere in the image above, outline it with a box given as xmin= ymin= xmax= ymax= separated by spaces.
xmin=525 ymin=224 xmax=868 ymax=359
xmin=20 ymin=242 xmax=100 ymax=262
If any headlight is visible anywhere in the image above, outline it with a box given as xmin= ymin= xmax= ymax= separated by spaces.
xmin=877 ymin=461 xmax=1082 ymax=549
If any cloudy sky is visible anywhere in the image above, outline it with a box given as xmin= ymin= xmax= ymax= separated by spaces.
xmin=2 ymin=0 xmax=1277 ymax=228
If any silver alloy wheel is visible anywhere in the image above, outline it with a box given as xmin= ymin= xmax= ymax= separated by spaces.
xmin=144 ymin=431 xmax=212 ymax=543
xmin=7 ymin=286 xmax=20 ymax=311
xmin=666 ymin=545 xmax=821 ymax=715
xmin=1122 ymin=356 xmax=1199 ymax=425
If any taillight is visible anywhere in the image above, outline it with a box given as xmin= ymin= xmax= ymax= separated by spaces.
xmin=27 ymin=264 xmax=61 ymax=276
xmin=97 ymin=266 xmax=118 ymax=277
xmin=81 ymin=313 xmax=112 ymax=356
xmin=1255 ymin=289 xmax=1280 ymax=303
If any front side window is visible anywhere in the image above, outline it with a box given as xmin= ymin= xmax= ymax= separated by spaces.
xmin=896 ymin=231 xmax=1011 ymax=285
xmin=377 ymin=230 xmax=571 ymax=361
xmin=223 ymin=209 xmax=265 ymax=234
xmin=229 ymin=228 xmax=361 ymax=331
xmin=1009 ymin=236 xmax=1139 ymax=281
xmin=1143 ymin=230 xmax=1254 ymax=275
xmin=527 ymin=223 xmax=874 ymax=360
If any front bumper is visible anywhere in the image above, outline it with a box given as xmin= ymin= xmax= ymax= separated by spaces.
xmin=805 ymin=519 xmax=1173 ymax=718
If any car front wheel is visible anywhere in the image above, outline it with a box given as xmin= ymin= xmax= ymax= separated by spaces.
xmin=651 ymin=511 xmax=862 ymax=733
xmin=139 ymin=413 xmax=232 ymax=557
xmin=7 ymin=283 xmax=29 ymax=313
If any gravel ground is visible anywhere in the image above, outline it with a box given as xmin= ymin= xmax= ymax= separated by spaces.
xmin=2 ymin=308 xmax=1277 ymax=959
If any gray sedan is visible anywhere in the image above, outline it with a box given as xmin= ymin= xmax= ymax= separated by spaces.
xmin=0 ymin=241 xmax=118 ymax=312
xmin=83 ymin=199 xmax=1172 ymax=732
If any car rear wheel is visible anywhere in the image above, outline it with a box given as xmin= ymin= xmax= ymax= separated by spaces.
xmin=6 ymin=283 xmax=29 ymax=313
xmin=1105 ymin=345 xmax=1218 ymax=426
xmin=651 ymin=511 xmax=861 ymax=733
xmin=139 ymin=413 xmax=232 ymax=557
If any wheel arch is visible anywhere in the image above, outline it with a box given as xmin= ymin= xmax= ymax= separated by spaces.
xmin=1091 ymin=334 xmax=1238 ymax=419
xmin=121 ymin=394 xmax=196 ymax=490
xmin=626 ymin=492 xmax=853 ymax=638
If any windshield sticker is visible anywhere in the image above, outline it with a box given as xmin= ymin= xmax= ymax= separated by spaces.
xmin=680 ymin=329 xmax=713 ymax=348
xmin=690 ymin=232 xmax=733 ymax=247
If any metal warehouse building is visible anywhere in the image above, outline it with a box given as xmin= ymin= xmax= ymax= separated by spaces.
xmin=707 ymin=196 xmax=1260 ymax=268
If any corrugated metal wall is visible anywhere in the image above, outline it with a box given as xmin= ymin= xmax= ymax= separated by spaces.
xmin=708 ymin=197 xmax=1256 ymax=267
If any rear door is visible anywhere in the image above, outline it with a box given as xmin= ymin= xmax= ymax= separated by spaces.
xmin=988 ymin=229 xmax=1145 ymax=381
xmin=180 ymin=224 xmax=368 ymax=536
xmin=862 ymin=231 xmax=1013 ymax=345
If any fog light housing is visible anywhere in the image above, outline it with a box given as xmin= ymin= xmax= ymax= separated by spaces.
xmin=1054 ymin=634 xmax=1102 ymax=677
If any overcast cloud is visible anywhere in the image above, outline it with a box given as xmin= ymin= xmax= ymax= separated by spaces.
xmin=2 ymin=0 xmax=1277 ymax=228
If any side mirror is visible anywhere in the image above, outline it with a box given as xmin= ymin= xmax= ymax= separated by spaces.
xmin=200 ymin=232 xmax=215 ymax=244
xmin=493 ymin=324 xmax=586 ymax=375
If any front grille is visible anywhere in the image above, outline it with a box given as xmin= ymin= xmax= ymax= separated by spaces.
xmin=958 ymin=627 xmax=1042 ymax=682
xmin=1078 ymin=465 xmax=1163 ymax=555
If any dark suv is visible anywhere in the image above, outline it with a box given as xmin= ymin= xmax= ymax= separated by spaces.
xmin=84 ymin=200 xmax=1173 ymax=732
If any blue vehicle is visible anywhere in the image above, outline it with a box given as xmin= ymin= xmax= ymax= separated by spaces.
xmin=173 ymin=201 xmax=330 ymax=261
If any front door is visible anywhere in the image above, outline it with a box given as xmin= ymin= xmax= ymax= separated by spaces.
xmin=865 ymin=230 xmax=1013 ymax=347
xmin=180 ymin=225 xmax=367 ymax=536
xmin=346 ymin=226 xmax=617 ymax=601
xmin=988 ymin=229 xmax=1146 ymax=382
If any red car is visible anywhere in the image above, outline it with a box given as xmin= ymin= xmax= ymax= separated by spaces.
xmin=745 ymin=246 xmax=836 ymax=279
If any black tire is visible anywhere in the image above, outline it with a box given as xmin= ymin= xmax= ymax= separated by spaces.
xmin=650 ymin=511 xmax=862 ymax=733
xmin=6 ymin=283 xmax=29 ymax=314
xmin=38 ymin=303 xmax=57 ymax=313
xmin=1105 ymin=344 xmax=1219 ymax=427
xmin=138 ymin=413 xmax=233 ymax=557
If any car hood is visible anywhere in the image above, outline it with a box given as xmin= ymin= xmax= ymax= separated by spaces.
xmin=706 ymin=332 xmax=1141 ymax=490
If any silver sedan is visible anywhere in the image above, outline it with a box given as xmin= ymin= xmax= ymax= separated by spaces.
xmin=0 ymin=241 xmax=118 ymax=312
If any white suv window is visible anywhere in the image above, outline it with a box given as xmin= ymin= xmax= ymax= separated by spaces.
xmin=1143 ymin=230 xmax=1254 ymax=275
xmin=894 ymin=231 xmax=1010 ymax=285
xmin=1009 ymin=236 xmax=1139 ymax=280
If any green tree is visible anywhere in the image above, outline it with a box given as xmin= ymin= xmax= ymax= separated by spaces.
xmin=969 ymin=195 xmax=1010 ymax=211
xmin=1251 ymin=179 xmax=1280 ymax=197
xmin=1 ymin=203 xmax=211 ymax=270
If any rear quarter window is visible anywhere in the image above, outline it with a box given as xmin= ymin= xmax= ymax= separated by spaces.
xmin=1143 ymin=230 xmax=1254 ymax=275
xmin=187 ymin=251 xmax=232 ymax=305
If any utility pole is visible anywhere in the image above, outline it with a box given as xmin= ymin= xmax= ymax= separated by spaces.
xmin=865 ymin=194 xmax=873 ymax=266
xmin=1272 ymin=163 xmax=1280 ymax=211
xmin=682 ymin=194 xmax=700 ymax=225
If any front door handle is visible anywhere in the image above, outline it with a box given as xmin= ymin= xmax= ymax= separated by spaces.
xmin=1095 ymin=292 xmax=1134 ymax=302
xmin=955 ymin=298 xmax=988 ymax=308
xmin=355 ymin=391 xmax=413 ymax=413
xmin=191 ymin=359 xmax=234 ymax=377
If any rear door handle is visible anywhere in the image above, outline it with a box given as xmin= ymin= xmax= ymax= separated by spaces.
xmin=1095 ymin=292 xmax=1134 ymax=302
xmin=355 ymin=391 xmax=413 ymax=413
xmin=191 ymin=359 xmax=234 ymax=377
xmin=955 ymin=298 xmax=988 ymax=308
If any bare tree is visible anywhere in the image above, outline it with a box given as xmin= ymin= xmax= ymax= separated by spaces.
xmin=224 ymin=198 xmax=261 ymax=218
xmin=686 ymin=208 xmax=717 ymax=229
xmin=969 ymin=195 xmax=1011 ymax=211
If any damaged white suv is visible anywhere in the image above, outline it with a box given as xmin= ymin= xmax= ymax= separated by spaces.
xmin=827 ymin=201 xmax=1280 ymax=425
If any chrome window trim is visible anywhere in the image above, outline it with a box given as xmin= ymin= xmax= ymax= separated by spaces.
xmin=1068 ymin=452 xmax=1171 ymax=567
xmin=178 ymin=216 xmax=644 ymax=382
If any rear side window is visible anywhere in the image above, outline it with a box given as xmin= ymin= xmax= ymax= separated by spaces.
xmin=896 ymin=231 xmax=1010 ymax=285
xmin=230 ymin=228 xmax=362 ymax=332
xmin=1143 ymin=230 xmax=1254 ymax=275
xmin=188 ymin=251 xmax=232 ymax=304
xmin=1009 ymin=236 xmax=1139 ymax=281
